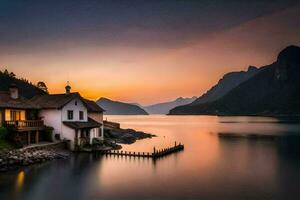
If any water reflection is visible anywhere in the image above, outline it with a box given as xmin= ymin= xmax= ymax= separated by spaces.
xmin=1 ymin=115 xmax=300 ymax=200
xmin=15 ymin=171 xmax=25 ymax=192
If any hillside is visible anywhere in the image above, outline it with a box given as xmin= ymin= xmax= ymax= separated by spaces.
xmin=191 ymin=66 xmax=259 ymax=105
xmin=169 ymin=45 xmax=300 ymax=116
xmin=97 ymin=97 xmax=148 ymax=115
xmin=144 ymin=97 xmax=197 ymax=114
xmin=0 ymin=70 xmax=46 ymax=98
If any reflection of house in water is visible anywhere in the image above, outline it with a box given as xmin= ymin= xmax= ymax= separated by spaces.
xmin=0 ymin=83 xmax=105 ymax=150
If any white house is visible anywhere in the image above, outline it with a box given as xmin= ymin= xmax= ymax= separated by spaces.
xmin=30 ymin=85 xmax=105 ymax=150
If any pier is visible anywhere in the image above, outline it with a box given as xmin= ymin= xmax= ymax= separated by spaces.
xmin=101 ymin=142 xmax=184 ymax=159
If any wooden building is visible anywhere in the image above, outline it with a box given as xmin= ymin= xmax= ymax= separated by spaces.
xmin=0 ymin=84 xmax=47 ymax=146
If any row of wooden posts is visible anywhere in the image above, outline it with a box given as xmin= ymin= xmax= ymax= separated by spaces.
xmin=103 ymin=142 xmax=184 ymax=159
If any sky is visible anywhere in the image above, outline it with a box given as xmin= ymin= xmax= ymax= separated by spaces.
xmin=0 ymin=0 xmax=300 ymax=105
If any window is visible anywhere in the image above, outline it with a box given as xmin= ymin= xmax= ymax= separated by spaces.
xmin=67 ymin=110 xmax=73 ymax=120
xmin=79 ymin=111 xmax=84 ymax=120
xmin=75 ymin=100 xmax=77 ymax=106
xmin=10 ymin=110 xmax=22 ymax=121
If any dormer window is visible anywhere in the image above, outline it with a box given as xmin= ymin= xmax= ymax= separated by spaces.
xmin=67 ymin=110 xmax=73 ymax=120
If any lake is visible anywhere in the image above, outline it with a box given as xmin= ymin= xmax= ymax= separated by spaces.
xmin=1 ymin=115 xmax=300 ymax=200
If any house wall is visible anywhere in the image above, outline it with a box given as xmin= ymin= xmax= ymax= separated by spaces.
xmin=88 ymin=112 xmax=103 ymax=123
xmin=39 ymin=109 xmax=78 ymax=150
xmin=61 ymin=124 xmax=76 ymax=150
xmin=4 ymin=109 xmax=26 ymax=121
xmin=62 ymin=98 xmax=88 ymax=122
xmin=88 ymin=112 xmax=104 ymax=140
xmin=39 ymin=109 xmax=62 ymax=136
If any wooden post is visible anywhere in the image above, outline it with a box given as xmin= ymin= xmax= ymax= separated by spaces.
xmin=27 ymin=131 xmax=31 ymax=145
xmin=175 ymin=141 xmax=177 ymax=147
xmin=153 ymin=147 xmax=156 ymax=154
xmin=75 ymin=130 xmax=78 ymax=150
xmin=36 ymin=130 xmax=39 ymax=143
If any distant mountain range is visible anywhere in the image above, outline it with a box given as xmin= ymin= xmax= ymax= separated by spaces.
xmin=169 ymin=45 xmax=300 ymax=116
xmin=96 ymin=97 xmax=148 ymax=115
xmin=144 ymin=97 xmax=197 ymax=114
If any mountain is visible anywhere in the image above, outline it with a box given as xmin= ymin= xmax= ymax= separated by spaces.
xmin=144 ymin=97 xmax=197 ymax=114
xmin=97 ymin=97 xmax=148 ymax=115
xmin=169 ymin=45 xmax=300 ymax=116
xmin=0 ymin=71 xmax=46 ymax=98
xmin=191 ymin=66 xmax=259 ymax=105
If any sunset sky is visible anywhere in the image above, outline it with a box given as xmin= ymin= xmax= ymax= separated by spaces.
xmin=1 ymin=0 xmax=300 ymax=105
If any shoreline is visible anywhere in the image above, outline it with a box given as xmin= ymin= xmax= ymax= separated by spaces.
xmin=0 ymin=141 xmax=70 ymax=172
xmin=167 ymin=113 xmax=300 ymax=118
xmin=0 ymin=125 xmax=156 ymax=172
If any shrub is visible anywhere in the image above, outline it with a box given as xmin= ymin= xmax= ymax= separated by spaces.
xmin=92 ymin=138 xmax=103 ymax=146
xmin=0 ymin=127 xmax=8 ymax=140
xmin=43 ymin=128 xmax=53 ymax=142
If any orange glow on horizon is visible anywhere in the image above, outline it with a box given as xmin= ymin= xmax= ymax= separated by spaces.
xmin=1 ymin=5 xmax=300 ymax=105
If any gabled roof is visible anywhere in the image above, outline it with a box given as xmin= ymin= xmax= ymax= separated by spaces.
xmin=29 ymin=92 xmax=81 ymax=109
xmin=0 ymin=91 xmax=40 ymax=109
xmin=63 ymin=117 xmax=102 ymax=129
xmin=29 ymin=92 xmax=104 ymax=112
xmin=83 ymin=99 xmax=105 ymax=113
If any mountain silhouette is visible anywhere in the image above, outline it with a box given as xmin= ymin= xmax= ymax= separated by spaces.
xmin=144 ymin=96 xmax=197 ymax=114
xmin=97 ymin=97 xmax=148 ymax=115
xmin=170 ymin=45 xmax=300 ymax=116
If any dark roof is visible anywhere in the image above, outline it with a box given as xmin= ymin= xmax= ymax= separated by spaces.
xmin=0 ymin=91 xmax=40 ymax=109
xmin=83 ymin=99 xmax=105 ymax=113
xmin=29 ymin=92 xmax=104 ymax=111
xmin=0 ymin=90 xmax=105 ymax=112
xmin=63 ymin=117 xmax=102 ymax=129
xmin=29 ymin=92 xmax=82 ymax=109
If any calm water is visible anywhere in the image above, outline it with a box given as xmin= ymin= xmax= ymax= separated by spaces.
xmin=1 ymin=115 xmax=300 ymax=200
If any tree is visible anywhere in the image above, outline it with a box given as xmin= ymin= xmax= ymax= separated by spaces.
xmin=9 ymin=72 xmax=16 ymax=78
xmin=36 ymin=81 xmax=48 ymax=93
xmin=3 ymin=69 xmax=9 ymax=75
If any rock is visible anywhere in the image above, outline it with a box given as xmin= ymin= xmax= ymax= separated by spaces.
xmin=106 ymin=127 xmax=155 ymax=144
xmin=0 ymin=142 xmax=70 ymax=173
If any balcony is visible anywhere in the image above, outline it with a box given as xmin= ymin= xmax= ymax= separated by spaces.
xmin=4 ymin=120 xmax=45 ymax=131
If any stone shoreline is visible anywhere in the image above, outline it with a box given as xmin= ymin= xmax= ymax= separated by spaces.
xmin=0 ymin=142 xmax=70 ymax=172
xmin=0 ymin=125 xmax=156 ymax=171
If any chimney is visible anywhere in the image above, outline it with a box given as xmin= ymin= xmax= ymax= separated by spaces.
xmin=65 ymin=82 xmax=71 ymax=94
xmin=9 ymin=83 xmax=19 ymax=99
